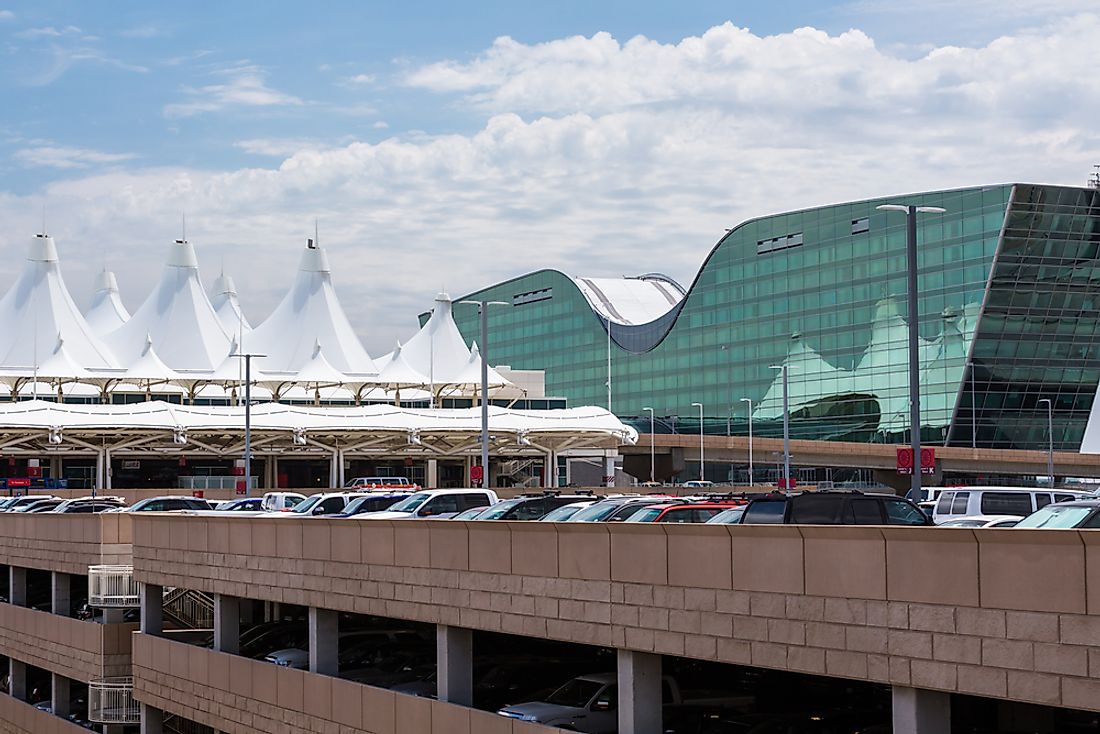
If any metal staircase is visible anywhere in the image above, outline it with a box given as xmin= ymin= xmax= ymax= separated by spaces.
xmin=164 ymin=713 xmax=215 ymax=734
xmin=162 ymin=587 xmax=214 ymax=629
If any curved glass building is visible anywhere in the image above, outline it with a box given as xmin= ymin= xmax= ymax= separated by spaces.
xmin=449 ymin=183 xmax=1100 ymax=451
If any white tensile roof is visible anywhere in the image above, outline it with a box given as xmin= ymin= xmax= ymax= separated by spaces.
xmin=210 ymin=271 xmax=252 ymax=335
xmin=104 ymin=239 xmax=233 ymax=371
xmin=84 ymin=269 xmax=131 ymax=336
xmin=247 ymin=243 xmax=378 ymax=375
xmin=398 ymin=292 xmax=477 ymax=384
xmin=574 ymin=275 xmax=684 ymax=325
xmin=0 ymin=235 xmax=119 ymax=370
xmin=376 ymin=341 xmax=430 ymax=388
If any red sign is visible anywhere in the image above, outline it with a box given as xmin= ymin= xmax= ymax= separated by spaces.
xmin=7 ymin=478 xmax=30 ymax=488
xmin=778 ymin=476 xmax=796 ymax=489
xmin=470 ymin=465 xmax=484 ymax=486
xmin=192 ymin=490 xmax=205 ymax=499
xmin=897 ymin=448 xmax=936 ymax=475
xmin=235 ymin=480 xmax=246 ymax=496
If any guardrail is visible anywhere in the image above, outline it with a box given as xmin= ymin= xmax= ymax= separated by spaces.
xmin=89 ymin=677 xmax=140 ymax=724
xmin=88 ymin=564 xmax=140 ymax=608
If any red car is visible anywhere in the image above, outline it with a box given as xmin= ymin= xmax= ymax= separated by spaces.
xmin=622 ymin=500 xmax=747 ymax=524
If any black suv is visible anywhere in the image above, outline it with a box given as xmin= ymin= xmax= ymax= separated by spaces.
xmin=739 ymin=490 xmax=931 ymax=526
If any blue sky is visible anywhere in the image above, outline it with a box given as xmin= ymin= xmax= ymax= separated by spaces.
xmin=0 ymin=1 xmax=1097 ymax=353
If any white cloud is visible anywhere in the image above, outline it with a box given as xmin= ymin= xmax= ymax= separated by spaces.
xmin=164 ymin=65 xmax=304 ymax=117
xmin=13 ymin=145 xmax=136 ymax=169
xmin=15 ymin=25 xmax=80 ymax=40
xmin=0 ymin=18 xmax=1097 ymax=354
xmin=372 ymin=121 xmax=389 ymax=129
xmin=345 ymin=73 xmax=375 ymax=86
xmin=0 ymin=10 xmax=14 ymax=21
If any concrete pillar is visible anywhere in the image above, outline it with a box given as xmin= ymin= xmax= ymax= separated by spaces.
xmin=9 ymin=659 xmax=26 ymax=700
xmin=329 ymin=452 xmax=339 ymax=489
xmin=51 ymin=571 xmax=71 ymax=616
xmin=436 ymin=624 xmax=473 ymax=706
xmin=605 ymin=454 xmax=617 ymax=488
xmin=892 ymin=686 xmax=951 ymax=734
xmin=547 ymin=452 xmax=558 ymax=488
xmin=213 ymin=594 xmax=240 ymax=654
xmin=50 ymin=455 xmax=62 ymax=482
xmin=9 ymin=566 xmax=27 ymax=607
xmin=427 ymin=459 xmax=439 ymax=489
xmin=52 ymin=673 xmax=71 ymax=717
xmin=617 ymin=649 xmax=661 ymax=734
xmin=139 ymin=583 xmax=163 ymax=635
xmin=140 ymin=704 xmax=163 ymax=734
xmin=103 ymin=608 xmax=125 ymax=623
xmin=271 ymin=456 xmax=279 ymax=488
xmin=103 ymin=725 xmax=125 ymax=734
xmin=105 ymin=449 xmax=112 ymax=490
xmin=337 ymin=450 xmax=346 ymax=488
xmin=308 ymin=607 xmax=338 ymax=675
xmin=96 ymin=449 xmax=105 ymax=491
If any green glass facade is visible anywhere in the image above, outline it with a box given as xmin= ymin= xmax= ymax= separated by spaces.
xmin=448 ymin=184 xmax=1100 ymax=451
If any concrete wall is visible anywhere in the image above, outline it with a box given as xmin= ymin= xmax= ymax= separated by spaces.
xmin=133 ymin=633 xmax=568 ymax=734
xmin=0 ymin=693 xmax=89 ymax=734
xmin=132 ymin=516 xmax=1100 ymax=712
xmin=0 ymin=513 xmax=131 ymax=574
xmin=0 ymin=604 xmax=136 ymax=680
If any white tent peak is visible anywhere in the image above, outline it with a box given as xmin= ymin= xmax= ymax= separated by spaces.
xmin=85 ymin=268 xmax=131 ymax=337
xmin=0 ymin=234 xmax=118 ymax=370
xmin=94 ymin=269 xmax=120 ymax=294
xmin=210 ymin=270 xmax=252 ymax=334
xmin=377 ymin=339 xmax=429 ymax=387
xmin=212 ymin=271 xmax=238 ymax=296
xmin=399 ymin=292 xmax=472 ymax=383
xmin=103 ymin=238 xmax=232 ymax=371
xmin=247 ymin=241 xmax=376 ymax=374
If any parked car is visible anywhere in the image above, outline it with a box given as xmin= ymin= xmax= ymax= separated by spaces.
xmin=259 ymin=491 xmax=307 ymax=512
xmin=705 ymin=507 xmax=747 ymax=525
xmin=1014 ymin=499 xmax=1100 ymax=529
xmin=739 ymin=490 xmax=931 ymax=526
xmin=624 ymin=501 xmax=746 ymax=524
xmin=14 ymin=498 xmax=65 ymax=513
xmin=566 ymin=496 xmax=678 ymax=522
xmin=937 ymin=514 xmax=1021 ymax=528
xmin=269 ymin=492 xmax=365 ymax=518
xmin=537 ymin=501 xmax=597 ymax=522
xmin=331 ymin=492 xmax=414 ymax=518
xmin=932 ymin=486 xmax=1091 ymax=524
xmin=682 ymin=480 xmax=715 ymax=489
xmin=50 ymin=496 xmax=127 ymax=513
xmin=451 ymin=506 xmax=492 ymax=520
xmin=358 ymin=489 xmax=499 ymax=520
xmin=124 ymin=496 xmax=212 ymax=512
xmin=214 ymin=498 xmax=265 ymax=511
xmin=264 ymin=630 xmax=426 ymax=669
xmin=344 ymin=476 xmax=419 ymax=491
xmin=1 ymin=495 xmax=59 ymax=512
xmin=472 ymin=492 xmax=599 ymax=521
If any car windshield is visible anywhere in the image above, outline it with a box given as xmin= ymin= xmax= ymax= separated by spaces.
xmin=545 ymin=678 xmax=604 ymax=708
xmin=625 ymin=508 xmax=663 ymax=523
xmin=706 ymin=508 xmax=745 ymax=524
xmin=540 ymin=503 xmax=592 ymax=522
xmin=387 ymin=493 xmax=431 ymax=513
xmin=476 ymin=498 xmax=524 ymax=520
xmin=940 ymin=519 xmax=986 ymax=527
xmin=1015 ymin=505 xmax=1094 ymax=529
xmin=343 ymin=495 xmax=402 ymax=514
xmin=291 ymin=496 xmax=324 ymax=514
xmin=568 ymin=502 xmax=623 ymax=522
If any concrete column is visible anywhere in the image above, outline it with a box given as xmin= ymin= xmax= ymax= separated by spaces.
xmin=337 ymin=450 xmax=346 ymax=488
xmin=105 ymin=449 xmax=112 ymax=490
xmin=51 ymin=673 xmax=71 ymax=717
xmin=892 ymin=686 xmax=951 ymax=734
xmin=140 ymin=704 xmax=163 ymax=734
xmin=547 ymin=452 xmax=558 ymax=488
xmin=51 ymin=571 xmax=71 ymax=616
xmin=9 ymin=659 xmax=26 ymax=700
xmin=9 ymin=566 xmax=27 ymax=607
xmin=213 ymin=594 xmax=241 ymax=654
xmin=139 ymin=583 xmax=163 ymax=635
xmin=604 ymin=454 xmax=617 ymax=488
xmin=96 ymin=449 xmax=105 ymax=491
xmin=50 ymin=455 xmax=62 ymax=482
xmin=329 ymin=452 xmax=339 ymax=489
xmin=308 ymin=607 xmax=338 ymax=675
xmin=103 ymin=608 xmax=125 ymax=623
xmin=271 ymin=456 xmax=279 ymax=488
xmin=427 ymin=459 xmax=439 ymax=489
xmin=436 ymin=624 xmax=473 ymax=706
xmin=617 ymin=649 xmax=661 ymax=734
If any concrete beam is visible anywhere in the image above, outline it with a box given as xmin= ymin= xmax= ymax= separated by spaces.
xmin=436 ymin=624 xmax=473 ymax=706
xmin=893 ymin=686 xmax=951 ymax=734
xmin=618 ymin=649 xmax=661 ymax=734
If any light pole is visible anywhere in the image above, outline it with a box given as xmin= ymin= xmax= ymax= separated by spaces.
xmin=1038 ymin=398 xmax=1054 ymax=485
xmin=643 ymin=407 xmax=655 ymax=483
xmin=231 ymin=352 xmax=266 ymax=497
xmin=459 ymin=299 xmax=510 ymax=487
xmin=876 ymin=203 xmax=946 ymax=502
xmin=691 ymin=402 xmax=704 ymax=481
xmin=740 ymin=397 xmax=753 ymax=486
xmin=769 ymin=365 xmax=791 ymax=489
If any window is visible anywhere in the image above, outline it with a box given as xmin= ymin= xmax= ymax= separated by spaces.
xmin=883 ymin=498 xmax=929 ymax=525
xmin=790 ymin=495 xmax=843 ymax=524
xmin=513 ymin=288 xmax=553 ymax=306
xmin=1054 ymin=494 xmax=1078 ymax=503
xmin=851 ymin=217 xmax=870 ymax=235
xmin=317 ymin=497 xmax=347 ymax=514
xmin=743 ymin=500 xmax=787 ymax=524
xmin=756 ymin=232 xmax=804 ymax=255
xmin=422 ymin=496 xmax=460 ymax=515
xmin=979 ymin=492 xmax=1034 ymax=516
xmin=1036 ymin=494 xmax=1053 ymax=509
xmin=847 ymin=498 xmax=884 ymax=524
xmin=458 ymin=493 xmax=492 ymax=511
xmin=950 ymin=492 xmax=970 ymax=514
xmin=1082 ymin=513 xmax=1100 ymax=529
xmin=661 ymin=508 xmax=695 ymax=523
xmin=936 ymin=492 xmax=954 ymax=515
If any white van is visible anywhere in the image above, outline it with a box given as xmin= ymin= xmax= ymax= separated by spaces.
xmin=932 ymin=486 xmax=1091 ymax=524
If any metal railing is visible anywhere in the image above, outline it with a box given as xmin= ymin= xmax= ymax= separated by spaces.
xmin=88 ymin=565 xmax=140 ymax=608
xmin=163 ymin=587 xmax=214 ymax=629
xmin=89 ymin=677 xmax=140 ymax=724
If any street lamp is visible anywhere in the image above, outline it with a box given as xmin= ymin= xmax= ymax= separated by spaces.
xmin=768 ymin=365 xmax=791 ymax=489
xmin=230 ymin=352 xmax=266 ymax=497
xmin=691 ymin=402 xmax=704 ymax=481
xmin=1038 ymin=398 xmax=1054 ymax=485
xmin=740 ymin=397 xmax=754 ymax=486
xmin=643 ymin=407 xmax=655 ymax=483
xmin=876 ymin=203 xmax=946 ymax=503
xmin=458 ymin=299 xmax=510 ymax=487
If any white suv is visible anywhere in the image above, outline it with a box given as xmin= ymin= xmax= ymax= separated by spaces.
xmin=358 ymin=489 xmax=499 ymax=520
xmin=268 ymin=492 xmax=363 ymax=518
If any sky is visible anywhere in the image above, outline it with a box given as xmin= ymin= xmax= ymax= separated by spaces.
xmin=0 ymin=0 xmax=1097 ymax=355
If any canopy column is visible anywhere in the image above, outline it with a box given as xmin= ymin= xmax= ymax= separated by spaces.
xmin=105 ymin=448 xmax=113 ymax=490
xmin=329 ymin=451 xmax=339 ymax=489
xmin=95 ymin=449 xmax=105 ymax=491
